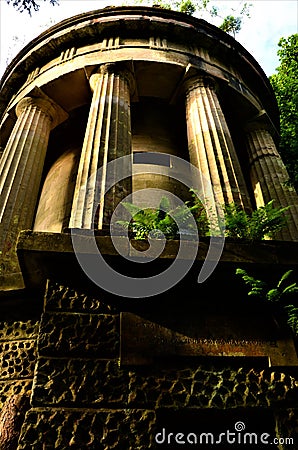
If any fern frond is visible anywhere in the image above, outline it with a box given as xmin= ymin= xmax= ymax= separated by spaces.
xmin=266 ymin=289 xmax=281 ymax=302
xmin=120 ymin=201 xmax=144 ymax=218
xmin=277 ymin=269 xmax=294 ymax=288
xmin=282 ymin=283 xmax=298 ymax=296
xmin=235 ymin=268 xmax=266 ymax=297
xmin=285 ymin=304 xmax=298 ymax=335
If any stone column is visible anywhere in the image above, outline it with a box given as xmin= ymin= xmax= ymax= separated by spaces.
xmin=184 ymin=75 xmax=251 ymax=214
xmin=245 ymin=124 xmax=298 ymax=240
xmin=70 ymin=64 xmax=133 ymax=231
xmin=0 ymin=95 xmax=67 ymax=290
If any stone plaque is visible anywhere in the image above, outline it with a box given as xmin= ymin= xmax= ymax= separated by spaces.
xmin=120 ymin=312 xmax=298 ymax=366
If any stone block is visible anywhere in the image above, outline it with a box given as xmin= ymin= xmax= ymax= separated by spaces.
xmin=0 ymin=320 xmax=39 ymax=341
xmin=127 ymin=365 xmax=298 ymax=410
xmin=37 ymin=312 xmax=119 ymax=358
xmin=44 ymin=281 xmax=117 ymax=314
xmin=32 ymin=359 xmax=129 ymax=407
xmin=0 ymin=340 xmax=36 ymax=380
xmin=18 ymin=408 xmax=156 ymax=449
xmin=0 ymin=380 xmax=32 ymax=410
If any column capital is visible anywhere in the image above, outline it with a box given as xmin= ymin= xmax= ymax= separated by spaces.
xmin=16 ymin=95 xmax=68 ymax=129
xmin=90 ymin=63 xmax=135 ymax=94
xmin=183 ymin=73 xmax=216 ymax=94
xmin=244 ymin=110 xmax=279 ymax=138
xmin=245 ymin=121 xmax=270 ymax=133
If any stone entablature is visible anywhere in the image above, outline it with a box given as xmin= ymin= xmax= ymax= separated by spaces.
xmin=0 ymin=7 xmax=278 ymax=130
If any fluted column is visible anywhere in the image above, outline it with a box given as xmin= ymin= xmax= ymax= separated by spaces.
xmin=0 ymin=95 xmax=67 ymax=289
xmin=184 ymin=75 xmax=251 ymax=214
xmin=70 ymin=63 xmax=133 ymax=230
xmin=245 ymin=124 xmax=298 ymax=240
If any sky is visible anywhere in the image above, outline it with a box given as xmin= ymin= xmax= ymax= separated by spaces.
xmin=0 ymin=0 xmax=297 ymax=79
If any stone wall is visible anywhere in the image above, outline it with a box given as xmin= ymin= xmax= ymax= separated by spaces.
xmin=0 ymin=320 xmax=39 ymax=449
xmin=15 ymin=282 xmax=298 ymax=449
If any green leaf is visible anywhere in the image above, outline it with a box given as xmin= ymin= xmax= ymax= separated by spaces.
xmin=224 ymin=200 xmax=289 ymax=241
xmin=277 ymin=269 xmax=294 ymax=288
xmin=266 ymin=289 xmax=281 ymax=302
xmin=284 ymin=304 xmax=298 ymax=335
xmin=282 ymin=283 xmax=298 ymax=296
xmin=269 ymin=34 xmax=298 ymax=189
xmin=120 ymin=201 xmax=143 ymax=218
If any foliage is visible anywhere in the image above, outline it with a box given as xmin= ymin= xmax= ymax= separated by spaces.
xmin=5 ymin=0 xmax=252 ymax=32
xmin=236 ymin=268 xmax=298 ymax=336
xmin=236 ymin=268 xmax=298 ymax=303
xmin=187 ymin=188 xmax=210 ymax=236
xmin=285 ymin=304 xmax=298 ymax=336
xmin=269 ymin=34 xmax=298 ymax=190
xmin=235 ymin=268 xmax=266 ymax=298
xmin=224 ymin=200 xmax=289 ymax=241
xmin=117 ymin=190 xmax=209 ymax=240
xmin=218 ymin=1 xmax=250 ymax=36
xmin=117 ymin=197 xmax=179 ymax=240
xmin=117 ymin=195 xmax=289 ymax=241
xmin=218 ymin=15 xmax=242 ymax=36
xmin=6 ymin=0 xmax=58 ymax=15
xmin=124 ymin=0 xmax=251 ymax=35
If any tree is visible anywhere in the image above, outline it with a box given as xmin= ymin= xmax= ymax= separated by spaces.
xmin=130 ymin=0 xmax=251 ymax=36
xmin=5 ymin=0 xmax=58 ymax=15
xmin=269 ymin=34 xmax=298 ymax=191
xmin=5 ymin=0 xmax=251 ymax=36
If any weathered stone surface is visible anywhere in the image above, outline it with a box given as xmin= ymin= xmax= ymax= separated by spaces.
xmin=0 ymin=320 xmax=39 ymax=341
xmin=121 ymin=312 xmax=297 ymax=366
xmin=0 ymin=320 xmax=38 ymax=448
xmin=38 ymin=312 xmax=119 ymax=358
xmin=0 ymin=320 xmax=38 ymax=401
xmin=1 ymin=4 xmax=297 ymax=448
xmin=185 ymin=74 xmax=251 ymax=213
xmin=0 ymin=381 xmax=32 ymax=411
xmin=31 ymin=352 xmax=298 ymax=411
xmin=17 ymin=233 xmax=298 ymax=294
xmin=0 ymin=95 xmax=68 ymax=291
xmin=246 ymin=126 xmax=298 ymax=241
xmin=32 ymin=359 xmax=128 ymax=407
xmin=127 ymin=366 xmax=298 ymax=410
xmin=44 ymin=281 xmax=117 ymax=314
xmin=18 ymin=409 xmax=156 ymax=449
xmin=69 ymin=64 xmax=132 ymax=230
xmin=0 ymin=340 xmax=36 ymax=380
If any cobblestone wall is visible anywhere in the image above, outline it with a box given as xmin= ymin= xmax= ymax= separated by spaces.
xmin=16 ymin=282 xmax=298 ymax=449
xmin=0 ymin=320 xmax=39 ymax=407
xmin=0 ymin=320 xmax=39 ymax=449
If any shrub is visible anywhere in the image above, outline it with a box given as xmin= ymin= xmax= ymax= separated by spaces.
xmin=224 ymin=200 xmax=290 ymax=240
xmin=116 ymin=190 xmax=210 ymax=240
xmin=236 ymin=268 xmax=298 ymax=336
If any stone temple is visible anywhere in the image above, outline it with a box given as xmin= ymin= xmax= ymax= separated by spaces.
xmin=0 ymin=6 xmax=298 ymax=449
